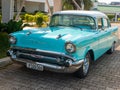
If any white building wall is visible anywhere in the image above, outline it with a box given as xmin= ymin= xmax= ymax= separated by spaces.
xmin=25 ymin=2 xmax=45 ymax=13
xmin=26 ymin=0 xmax=53 ymax=13
xmin=2 ymin=0 xmax=14 ymax=23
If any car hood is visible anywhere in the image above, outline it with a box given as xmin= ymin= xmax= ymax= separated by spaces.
xmin=22 ymin=27 xmax=95 ymax=41
xmin=11 ymin=26 xmax=96 ymax=53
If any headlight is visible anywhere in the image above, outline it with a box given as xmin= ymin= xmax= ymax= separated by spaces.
xmin=9 ymin=36 xmax=16 ymax=44
xmin=65 ymin=42 xmax=76 ymax=53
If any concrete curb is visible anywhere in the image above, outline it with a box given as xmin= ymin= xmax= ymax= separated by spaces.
xmin=0 ymin=57 xmax=13 ymax=68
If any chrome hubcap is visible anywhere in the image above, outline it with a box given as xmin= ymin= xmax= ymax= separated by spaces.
xmin=83 ymin=54 xmax=90 ymax=75
xmin=111 ymin=44 xmax=115 ymax=52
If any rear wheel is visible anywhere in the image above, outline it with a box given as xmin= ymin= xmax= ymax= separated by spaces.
xmin=75 ymin=52 xmax=91 ymax=78
xmin=107 ymin=43 xmax=115 ymax=54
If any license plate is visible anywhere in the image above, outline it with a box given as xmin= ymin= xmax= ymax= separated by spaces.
xmin=26 ymin=63 xmax=44 ymax=71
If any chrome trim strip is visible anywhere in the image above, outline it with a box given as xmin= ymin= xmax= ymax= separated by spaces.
xmin=17 ymin=52 xmax=58 ymax=61
xmin=10 ymin=47 xmax=76 ymax=61
xmin=13 ymin=58 xmax=83 ymax=73
xmin=8 ymin=48 xmax=84 ymax=73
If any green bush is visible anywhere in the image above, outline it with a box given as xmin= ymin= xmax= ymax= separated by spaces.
xmin=0 ymin=23 xmax=6 ymax=32
xmin=35 ymin=13 xmax=44 ymax=26
xmin=28 ymin=15 xmax=35 ymax=22
xmin=43 ymin=15 xmax=49 ymax=23
xmin=20 ymin=14 xmax=25 ymax=20
xmin=36 ymin=16 xmax=43 ymax=27
xmin=0 ymin=20 xmax=29 ymax=34
xmin=24 ymin=14 xmax=29 ymax=22
xmin=23 ymin=12 xmax=49 ymax=27
xmin=0 ymin=32 xmax=9 ymax=58
xmin=4 ymin=20 xmax=23 ymax=34
xmin=107 ymin=14 xmax=115 ymax=21
xmin=0 ymin=15 xmax=2 ymax=22
xmin=35 ymin=12 xmax=49 ymax=26
xmin=24 ymin=14 xmax=35 ymax=22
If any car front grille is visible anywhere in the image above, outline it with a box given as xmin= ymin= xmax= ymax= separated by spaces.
xmin=10 ymin=47 xmax=75 ymax=66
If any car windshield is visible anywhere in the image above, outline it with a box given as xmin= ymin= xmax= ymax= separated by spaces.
xmin=49 ymin=14 xmax=96 ymax=29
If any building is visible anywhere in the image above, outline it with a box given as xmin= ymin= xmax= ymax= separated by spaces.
xmin=110 ymin=2 xmax=120 ymax=5
xmin=1 ymin=0 xmax=57 ymax=23
xmin=97 ymin=5 xmax=120 ymax=21
xmin=14 ymin=0 xmax=53 ymax=13
xmin=2 ymin=0 xmax=120 ymax=23
xmin=90 ymin=0 xmax=120 ymax=22
xmin=98 ymin=2 xmax=107 ymax=5
xmin=91 ymin=0 xmax=98 ymax=10
xmin=24 ymin=0 xmax=53 ymax=13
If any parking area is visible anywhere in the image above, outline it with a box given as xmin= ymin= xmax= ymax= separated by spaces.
xmin=0 ymin=23 xmax=120 ymax=90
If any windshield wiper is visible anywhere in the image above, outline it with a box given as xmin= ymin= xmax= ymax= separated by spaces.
xmin=70 ymin=25 xmax=82 ymax=30
xmin=49 ymin=24 xmax=65 ymax=27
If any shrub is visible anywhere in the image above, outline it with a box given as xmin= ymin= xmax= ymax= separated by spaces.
xmin=43 ymin=15 xmax=49 ymax=23
xmin=23 ymin=12 xmax=49 ymax=27
xmin=4 ymin=20 xmax=24 ymax=34
xmin=0 ymin=32 xmax=9 ymax=58
xmin=35 ymin=12 xmax=49 ymax=27
xmin=107 ymin=14 xmax=115 ymax=21
xmin=24 ymin=14 xmax=29 ymax=22
xmin=0 ymin=32 xmax=9 ymax=49
xmin=0 ymin=23 xmax=6 ymax=32
xmin=20 ymin=14 xmax=25 ymax=20
xmin=118 ymin=18 xmax=120 ymax=21
xmin=36 ymin=16 xmax=43 ymax=27
xmin=0 ymin=15 xmax=2 ymax=22
xmin=28 ymin=15 xmax=35 ymax=22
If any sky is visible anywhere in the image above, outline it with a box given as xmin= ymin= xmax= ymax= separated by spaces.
xmin=98 ymin=0 xmax=120 ymax=4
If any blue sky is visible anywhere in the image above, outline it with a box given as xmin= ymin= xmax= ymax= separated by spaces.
xmin=98 ymin=0 xmax=120 ymax=4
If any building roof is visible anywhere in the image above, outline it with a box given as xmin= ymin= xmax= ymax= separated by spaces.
xmin=26 ymin=0 xmax=45 ymax=2
xmin=26 ymin=0 xmax=53 ymax=6
xmin=98 ymin=5 xmax=120 ymax=13
xmin=110 ymin=2 xmax=120 ymax=5
xmin=53 ymin=10 xmax=108 ymax=18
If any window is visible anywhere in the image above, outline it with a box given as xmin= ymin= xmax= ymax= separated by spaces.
xmin=103 ymin=18 xmax=109 ymax=28
xmin=50 ymin=14 xmax=95 ymax=29
xmin=97 ymin=18 xmax=102 ymax=29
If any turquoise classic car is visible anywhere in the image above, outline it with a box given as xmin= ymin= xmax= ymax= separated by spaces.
xmin=7 ymin=11 xmax=118 ymax=78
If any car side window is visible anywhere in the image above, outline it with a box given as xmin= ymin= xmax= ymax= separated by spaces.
xmin=97 ymin=18 xmax=103 ymax=29
xmin=103 ymin=18 xmax=109 ymax=29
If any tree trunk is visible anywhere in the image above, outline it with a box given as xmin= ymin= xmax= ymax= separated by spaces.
xmin=15 ymin=0 xmax=25 ymax=21
xmin=46 ymin=0 xmax=52 ymax=15
xmin=53 ymin=0 xmax=62 ymax=12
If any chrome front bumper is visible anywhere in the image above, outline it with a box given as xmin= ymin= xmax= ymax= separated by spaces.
xmin=7 ymin=47 xmax=84 ymax=73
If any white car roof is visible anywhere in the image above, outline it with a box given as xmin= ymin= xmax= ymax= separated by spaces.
xmin=53 ymin=10 xmax=108 ymax=19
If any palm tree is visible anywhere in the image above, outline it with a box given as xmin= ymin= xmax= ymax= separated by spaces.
xmin=62 ymin=0 xmax=74 ymax=10
xmin=62 ymin=0 xmax=93 ymax=10
xmin=83 ymin=0 xmax=93 ymax=10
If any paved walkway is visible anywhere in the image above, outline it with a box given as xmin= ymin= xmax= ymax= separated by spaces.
xmin=0 ymin=23 xmax=120 ymax=90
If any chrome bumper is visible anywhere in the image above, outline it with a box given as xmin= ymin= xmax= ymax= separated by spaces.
xmin=12 ymin=58 xmax=84 ymax=73
xmin=7 ymin=47 xmax=84 ymax=73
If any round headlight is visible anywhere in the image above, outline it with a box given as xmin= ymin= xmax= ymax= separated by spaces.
xmin=9 ymin=36 xmax=16 ymax=44
xmin=65 ymin=42 xmax=76 ymax=53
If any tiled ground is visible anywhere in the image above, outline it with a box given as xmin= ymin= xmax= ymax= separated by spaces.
xmin=0 ymin=23 xmax=120 ymax=90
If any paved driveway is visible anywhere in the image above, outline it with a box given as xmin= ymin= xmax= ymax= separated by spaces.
xmin=0 ymin=24 xmax=120 ymax=90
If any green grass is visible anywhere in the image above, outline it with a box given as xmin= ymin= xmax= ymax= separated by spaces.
xmin=0 ymin=32 xmax=9 ymax=59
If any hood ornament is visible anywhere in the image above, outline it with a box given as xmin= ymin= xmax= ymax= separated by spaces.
xmin=56 ymin=34 xmax=62 ymax=39
xmin=26 ymin=31 xmax=32 ymax=36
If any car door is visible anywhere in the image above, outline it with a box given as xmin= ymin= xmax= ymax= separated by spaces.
xmin=94 ymin=18 xmax=110 ymax=59
xmin=102 ymin=18 xmax=113 ymax=49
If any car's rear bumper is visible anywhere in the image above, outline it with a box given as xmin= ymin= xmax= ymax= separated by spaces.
xmin=7 ymin=47 xmax=84 ymax=73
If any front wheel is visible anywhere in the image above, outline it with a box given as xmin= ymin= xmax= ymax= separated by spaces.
xmin=75 ymin=52 xmax=91 ymax=78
